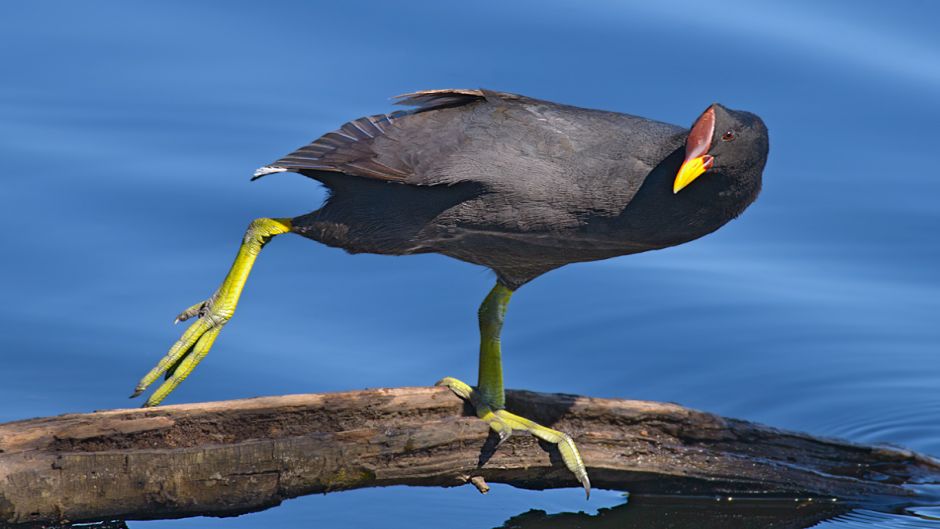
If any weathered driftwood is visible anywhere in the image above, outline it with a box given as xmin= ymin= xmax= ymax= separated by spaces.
xmin=1 ymin=387 xmax=939 ymax=526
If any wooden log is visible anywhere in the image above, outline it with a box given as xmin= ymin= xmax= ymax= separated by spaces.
xmin=0 ymin=387 xmax=938 ymax=526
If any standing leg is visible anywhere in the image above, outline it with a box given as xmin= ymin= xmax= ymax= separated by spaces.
xmin=437 ymin=282 xmax=591 ymax=497
xmin=130 ymin=217 xmax=293 ymax=407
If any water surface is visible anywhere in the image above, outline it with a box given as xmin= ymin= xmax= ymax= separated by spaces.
xmin=2 ymin=1 xmax=939 ymax=527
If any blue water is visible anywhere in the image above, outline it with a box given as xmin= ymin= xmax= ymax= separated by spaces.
xmin=2 ymin=1 xmax=940 ymax=527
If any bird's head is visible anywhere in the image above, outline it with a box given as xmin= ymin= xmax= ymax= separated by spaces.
xmin=673 ymin=103 xmax=769 ymax=194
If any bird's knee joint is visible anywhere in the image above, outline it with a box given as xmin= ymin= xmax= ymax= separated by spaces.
xmin=249 ymin=217 xmax=293 ymax=235
xmin=243 ymin=218 xmax=293 ymax=248
xmin=247 ymin=218 xmax=270 ymax=233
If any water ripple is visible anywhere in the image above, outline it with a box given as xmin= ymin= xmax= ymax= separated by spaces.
xmin=823 ymin=509 xmax=940 ymax=529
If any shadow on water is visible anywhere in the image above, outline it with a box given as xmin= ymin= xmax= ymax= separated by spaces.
xmin=496 ymin=496 xmax=940 ymax=529
xmin=500 ymin=496 xmax=846 ymax=529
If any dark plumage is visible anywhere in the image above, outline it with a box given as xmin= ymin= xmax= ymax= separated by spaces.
xmin=257 ymin=89 xmax=769 ymax=288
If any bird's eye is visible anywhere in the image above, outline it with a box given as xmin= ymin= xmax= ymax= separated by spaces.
xmin=721 ymin=130 xmax=736 ymax=142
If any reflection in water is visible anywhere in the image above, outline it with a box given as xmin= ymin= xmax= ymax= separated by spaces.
xmin=51 ymin=501 xmax=940 ymax=529
xmin=499 ymin=496 xmax=849 ymax=529
xmin=497 ymin=497 xmax=940 ymax=529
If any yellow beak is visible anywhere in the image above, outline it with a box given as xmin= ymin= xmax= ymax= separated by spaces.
xmin=673 ymin=154 xmax=714 ymax=194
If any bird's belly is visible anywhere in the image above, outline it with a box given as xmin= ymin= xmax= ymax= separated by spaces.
xmin=424 ymin=226 xmax=656 ymax=269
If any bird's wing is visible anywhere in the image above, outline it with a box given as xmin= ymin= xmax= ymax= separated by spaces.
xmin=253 ymin=89 xmax=514 ymax=183
xmin=254 ymin=89 xmax=685 ymax=221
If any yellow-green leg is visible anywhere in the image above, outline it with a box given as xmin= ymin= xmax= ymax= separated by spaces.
xmin=131 ymin=217 xmax=292 ymax=407
xmin=437 ymin=283 xmax=591 ymax=498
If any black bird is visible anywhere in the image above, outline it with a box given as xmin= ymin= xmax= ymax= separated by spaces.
xmin=131 ymin=89 xmax=770 ymax=497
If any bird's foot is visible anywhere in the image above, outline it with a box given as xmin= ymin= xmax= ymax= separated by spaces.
xmin=129 ymin=217 xmax=292 ymax=407
xmin=130 ymin=293 xmax=229 ymax=406
xmin=435 ymin=376 xmax=591 ymax=498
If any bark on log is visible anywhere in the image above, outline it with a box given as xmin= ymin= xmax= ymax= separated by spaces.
xmin=1 ymin=387 xmax=939 ymax=526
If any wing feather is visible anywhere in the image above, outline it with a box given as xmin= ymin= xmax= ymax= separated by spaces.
xmin=253 ymin=89 xmax=494 ymax=182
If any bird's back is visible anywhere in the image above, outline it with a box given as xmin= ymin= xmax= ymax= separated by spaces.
xmin=263 ymin=90 xmax=693 ymax=286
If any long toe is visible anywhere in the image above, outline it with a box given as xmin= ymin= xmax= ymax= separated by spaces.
xmin=493 ymin=409 xmax=591 ymax=499
xmin=132 ymin=300 xmax=231 ymax=404
xmin=437 ymin=377 xmax=591 ymax=498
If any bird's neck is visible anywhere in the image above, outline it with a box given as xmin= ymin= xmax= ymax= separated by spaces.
xmin=610 ymin=148 xmax=762 ymax=249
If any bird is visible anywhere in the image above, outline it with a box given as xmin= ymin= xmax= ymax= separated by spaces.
xmin=130 ymin=89 xmax=769 ymax=498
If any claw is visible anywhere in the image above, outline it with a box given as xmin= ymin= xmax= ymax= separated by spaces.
xmin=557 ymin=432 xmax=591 ymax=499
xmin=494 ymin=424 xmax=513 ymax=447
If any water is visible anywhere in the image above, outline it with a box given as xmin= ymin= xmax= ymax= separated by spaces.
xmin=2 ymin=1 xmax=939 ymax=527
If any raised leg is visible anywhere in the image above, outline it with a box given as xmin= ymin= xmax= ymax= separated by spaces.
xmin=130 ymin=217 xmax=292 ymax=407
xmin=437 ymin=282 xmax=591 ymax=498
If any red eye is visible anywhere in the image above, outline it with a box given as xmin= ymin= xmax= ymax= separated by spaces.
xmin=721 ymin=130 xmax=736 ymax=142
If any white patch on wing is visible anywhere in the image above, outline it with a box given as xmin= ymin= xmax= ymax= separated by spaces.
xmin=252 ymin=165 xmax=288 ymax=179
